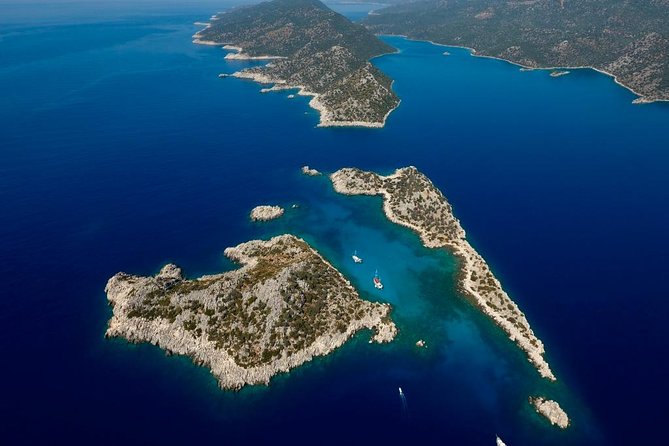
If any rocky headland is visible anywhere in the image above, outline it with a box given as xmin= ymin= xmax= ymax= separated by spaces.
xmin=105 ymin=234 xmax=397 ymax=390
xmin=193 ymin=0 xmax=400 ymax=127
xmin=250 ymin=205 xmax=285 ymax=221
xmin=329 ymin=166 xmax=556 ymax=381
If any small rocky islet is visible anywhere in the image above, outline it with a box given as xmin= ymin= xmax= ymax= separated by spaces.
xmin=192 ymin=0 xmax=399 ymax=127
xmin=250 ymin=205 xmax=285 ymax=221
xmin=530 ymin=397 xmax=570 ymax=429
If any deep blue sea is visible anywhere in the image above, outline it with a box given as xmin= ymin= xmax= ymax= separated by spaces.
xmin=1 ymin=1 xmax=668 ymax=445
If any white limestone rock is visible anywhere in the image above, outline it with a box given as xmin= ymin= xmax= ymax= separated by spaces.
xmin=250 ymin=205 xmax=284 ymax=222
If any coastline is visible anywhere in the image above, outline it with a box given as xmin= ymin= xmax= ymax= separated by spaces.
xmin=250 ymin=205 xmax=285 ymax=221
xmin=192 ymin=18 xmax=399 ymax=128
xmin=329 ymin=167 xmax=557 ymax=381
xmin=378 ymin=34 xmax=668 ymax=105
xmin=222 ymin=45 xmax=287 ymax=61
xmin=227 ymin=61 xmax=399 ymax=128
xmin=106 ymin=235 xmax=397 ymax=390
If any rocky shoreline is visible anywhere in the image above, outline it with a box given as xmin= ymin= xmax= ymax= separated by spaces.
xmin=105 ymin=234 xmax=396 ymax=390
xmin=329 ymin=166 xmax=556 ymax=381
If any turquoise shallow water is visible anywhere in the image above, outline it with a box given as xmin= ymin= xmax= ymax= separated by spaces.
xmin=1 ymin=1 xmax=668 ymax=445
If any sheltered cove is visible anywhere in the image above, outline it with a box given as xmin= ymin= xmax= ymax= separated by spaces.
xmin=330 ymin=166 xmax=556 ymax=381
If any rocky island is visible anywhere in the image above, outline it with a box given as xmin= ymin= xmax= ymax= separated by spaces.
xmin=530 ymin=397 xmax=570 ymax=429
xmin=193 ymin=0 xmax=400 ymax=127
xmin=250 ymin=205 xmax=285 ymax=221
xmin=364 ymin=0 xmax=669 ymax=103
xmin=105 ymin=234 xmax=396 ymax=390
xmin=330 ymin=166 xmax=556 ymax=381
xmin=301 ymin=165 xmax=322 ymax=176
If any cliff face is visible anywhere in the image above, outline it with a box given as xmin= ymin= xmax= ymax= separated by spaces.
xmin=194 ymin=0 xmax=400 ymax=126
xmin=106 ymin=234 xmax=396 ymax=390
xmin=365 ymin=0 xmax=669 ymax=102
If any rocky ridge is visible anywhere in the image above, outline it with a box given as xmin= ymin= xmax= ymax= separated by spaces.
xmin=330 ymin=166 xmax=556 ymax=381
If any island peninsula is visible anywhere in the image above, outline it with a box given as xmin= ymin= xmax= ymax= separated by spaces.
xmin=105 ymin=234 xmax=396 ymax=390
xmin=193 ymin=0 xmax=400 ymax=127
xmin=330 ymin=167 xmax=556 ymax=381
xmin=364 ymin=0 xmax=669 ymax=103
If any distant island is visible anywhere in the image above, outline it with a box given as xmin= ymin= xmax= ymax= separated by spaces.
xmin=330 ymin=166 xmax=556 ymax=381
xmin=364 ymin=0 xmax=669 ymax=103
xmin=194 ymin=0 xmax=400 ymax=127
xmin=250 ymin=205 xmax=285 ymax=221
xmin=105 ymin=234 xmax=396 ymax=390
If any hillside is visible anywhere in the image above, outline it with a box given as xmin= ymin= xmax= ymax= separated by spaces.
xmin=365 ymin=0 xmax=669 ymax=103
xmin=195 ymin=0 xmax=400 ymax=126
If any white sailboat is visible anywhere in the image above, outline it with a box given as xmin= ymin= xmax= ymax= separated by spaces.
xmin=373 ymin=270 xmax=383 ymax=289
xmin=352 ymin=250 xmax=363 ymax=263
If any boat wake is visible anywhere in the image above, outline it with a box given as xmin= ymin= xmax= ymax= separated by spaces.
xmin=398 ymin=387 xmax=408 ymax=419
